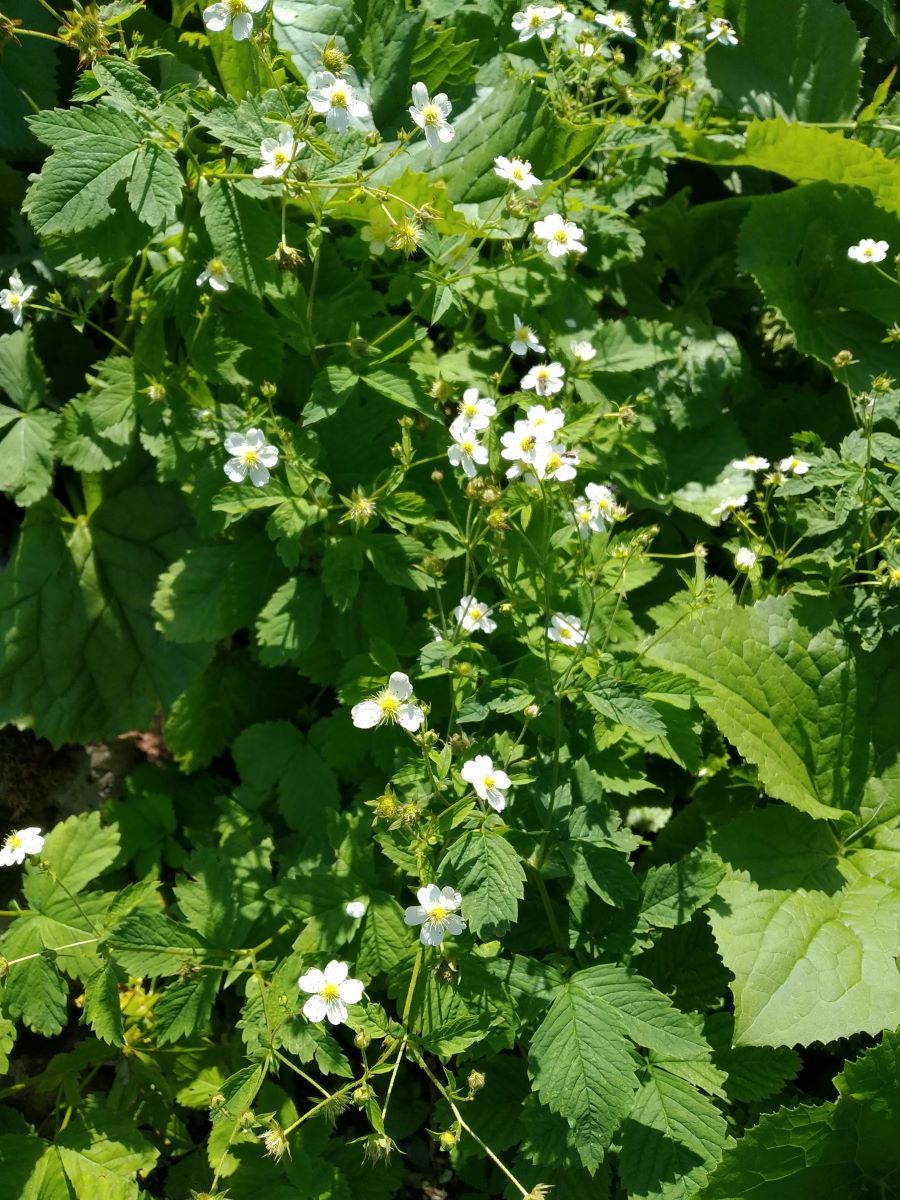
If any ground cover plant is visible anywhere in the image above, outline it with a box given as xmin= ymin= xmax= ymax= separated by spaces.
xmin=1 ymin=0 xmax=900 ymax=1195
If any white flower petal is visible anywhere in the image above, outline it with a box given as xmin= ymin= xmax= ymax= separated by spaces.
xmin=404 ymin=905 xmax=426 ymax=926
xmin=351 ymin=699 xmax=383 ymax=729
xmin=323 ymin=960 xmax=349 ymax=985
xmin=303 ymin=994 xmax=328 ymax=1022
xmin=298 ymin=968 xmax=326 ymax=993
xmin=387 ymin=671 xmax=413 ymax=700
xmin=339 ymin=977 xmax=364 ymax=1004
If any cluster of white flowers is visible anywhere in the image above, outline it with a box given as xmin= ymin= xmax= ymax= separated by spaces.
xmin=447 ymin=386 xmax=495 ymax=479
xmin=547 ymin=612 xmax=588 ymax=646
xmin=571 ymin=482 xmax=625 ymax=538
xmin=223 ymin=428 xmax=279 ymax=487
xmin=0 ymin=827 xmax=44 ymax=867
xmin=461 ymin=754 xmax=511 ymax=812
xmin=501 ymin=397 xmax=580 ymax=486
xmin=848 ymin=238 xmax=889 ymax=264
xmin=731 ymin=452 xmax=810 ymax=479
xmin=533 ymin=213 xmax=587 ymax=260
xmin=404 ymin=884 xmax=466 ymax=945
xmin=0 ymin=272 xmax=35 ymax=328
xmin=203 ymin=0 xmax=268 ymax=41
xmin=512 ymin=4 xmax=564 ymax=42
xmin=351 ymin=671 xmax=425 ymax=732
xmin=454 ymin=595 xmax=497 ymax=634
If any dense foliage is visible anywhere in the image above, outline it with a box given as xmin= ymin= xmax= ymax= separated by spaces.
xmin=1 ymin=0 xmax=900 ymax=1196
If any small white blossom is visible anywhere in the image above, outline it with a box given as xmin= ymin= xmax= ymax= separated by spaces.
xmin=595 ymin=10 xmax=637 ymax=37
xmin=253 ymin=128 xmax=302 ymax=179
xmin=494 ymin=155 xmax=541 ymax=191
xmin=573 ymin=485 xmax=621 ymax=537
xmin=454 ymin=595 xmax=497 ymax=634
xmin=448 ymin=415 xmax=489 ymax=478
xmin=669 ymin=0 xmax=696 ymax=8
xmin=510 ymin=314 xmax=546 ymax=357
xmin=778 ymin=455 xmax=810 ymax=476
xmin=511 ymin=4 xmax=562 ymax=41
xmin=501 ymin=419 xmax=545 ymax=471
xmin=0 ymin=272 xmax=35 ymax=328
xmin=0 ymin=827 xmax=44 ymax=867
xmin=706 ymin=17 xmax=738 ymax=45
xmin=202 ymin=0 xmax=268 ymax=41
xmin=847 ymin=238 xmax=889 ymax=265
xmin=409 ymin=82 xmax=454 ymax=152
xmin=457 ymin=388 xmax=496 ymax=432
xmin=345 ymin=900 xmax=367 ymax=919
xmin=352 ymin=671 xmax=425 ymax=732
xmin=223 ymin=428 xmax=278 ymax=487
xmin=626 ymin=805 xmax=672 ymax=832
xmin=461 ymin=754 xmax=511 ymax=812
xmin=652 ymin=40 xmax=682 ymax=63
xmin=308 ymin=72 xmax=369 ymax=133
xmin=533 ymin=212 xmax=587 ymax=259
xmin=197 ymin=258 xmax=232 ymax=292
xmin=521 ymin=362 xmax=566 ymax=397
xmin=527 ymin=442 xmax=579 ymax=484
xmin=526 ymin=403 xmax=566 ymax=438
xmin=735 ymin=547 xmax=758 ymax=571
xmin=711 ymin=494 xmax=748 ymax=520
xmin=731 ymin=455 xmax=770 ymax=472
xmin=547 ymin=613 xmax=588 ymax=646
xmin=570 ymin=340 xmax=596 ymax=362
xmin=404 ymin=884 xmax=466 ymax=946
xmin=298 ymin=960 xmax=364 ymax=1025
xmin=574 ymin=36 xmax=597 ymax=57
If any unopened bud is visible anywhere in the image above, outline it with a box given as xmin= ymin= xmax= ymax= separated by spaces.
xmin=353 ymin=1083 xmax=374 ymax=1103
xmin=429 ymin=379 xmax=454 ymax=403
xmin=439 ymin=1129 xmax=459 ymax=1151
xmin=467 ymin=1069 xmax=486 ymax=1092
xmin=321 ymin=40 xmax=349 ymax=74
xmin=354 ymin=1030 xmax=372 ymax=1051
xmin=524 ymin=703 xmax=540 ymax=719
xmin=832 ymin=349 xmax=856 ymax=368
xmin=430 ymin=469 xmax=444 ymax=483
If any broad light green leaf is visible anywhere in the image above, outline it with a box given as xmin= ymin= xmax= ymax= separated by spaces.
xmin=25 ymin=106 xmax=182 ymax=235
xmin=639 ymin=852 xmax=727 ymax=930
xmin=154 ymin=539 xmax=284 ymax=644
xmin=0 ymin=463 xmax=209 ymax=745
xmin=619 ymin=1068 xmax=727 ymax=1200
xmin=529 ymin=969 xmax=639 ymax=1171
xmin=58 ymin=357 xmax=137 ymax=473
xmin=708 ymin=0 xmax=863 ymax=123
xmin=579 ymin=965 xmax=712 ymax=1062
xmin=255 ymin=575 xmax=323 ymax=664
xmin=0 ymin=328 xmax=56 ymax=506
xmin=440 ymin=827 xmax=526 ymax=936
xmin=233 ymin=720 xmax=339 ymax=829
xmin=0 ymin=1015 xmax=15 ymax=1075
xmin=92 ymin=57 xmax=161 ymax=112
xmin=83 ymin=961 xmax=125 ymax=1046
xmin=201 ymin=180 xmax=280 ymax=295
xmin=106 ymin=912 xmax=207 ymax=977
xmin=154 ymin=971 xmax=219 ymax=1045
xmin=56 ymin=1108 xmax=159 ymax=1200
xmin=41 ymin=812 xmax=120 ymax=895
xmin=646 ymin=595 xmax=900 ymax=826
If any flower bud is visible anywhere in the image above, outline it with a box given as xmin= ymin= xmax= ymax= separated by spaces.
xmin=321 ymin=40 xmax=349 ymax=74
xmin=832 ymin=349 xmax=857 ymax=368
xmin=354 ymin=1030 xmax=372 ymax=1050
xmin=275 ymin=240 xmax=305 ymax=271
xmin=524 ymin=703 xmax=540 ymax=720
xmin=0 ymin=955 xmax=8 ymax=979
xmin=353 ymin=1083 xmax=374 ymax=1103
xmin=430 ymin=469 xmax=444 ymax=483
xmin=375 ymin=791 xmax=399 ymax=820
xmin=439 ymin=1129 xmax=459 ymax=1151
xmin=467 ymin=1069 xmax=486 ymax=1092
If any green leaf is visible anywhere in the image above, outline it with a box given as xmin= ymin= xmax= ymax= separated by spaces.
xmin=639 ymin=852 xmax=727 ymax=930
xmin=578 ymin=964 xmax=712 ymax=1062
xmin=0 ymin=464 xmax=209 ymax=745
xmin=646 ymin=595 xmax=900 ymax=825
xmin=529 ymin=968 xmax=639 ymax=1171
xmin=357 ymin=893 xmax=409 ymax=977
xmin=709 ymin=0 xmax=863 ymax=123
xmin=153 ymin=540 xmax=283 ymax=644
xmin=201 ymin=180 xmax=280 ymax=295
xmin=440 ymin=827 xmax=526 ymax=937
xmin=25 ymin=106 xmax=182 ymax=235
xmin=154 ymin=971 xmax=219 ymax=1045
xmin=255 ymin=575 xmax=323 ymax=664
xmin=0 ymin=328 xmax=56 ymax=506
xmin=92 ymin=57 xmax=160 ymax=112
xmin=0 ymin=1015 xmax=16 ymax=1075
xmin=41 ymin=811 xmax=119 ymax=895
xmin=0 ymin=954 xmax=68 ymax=1036
xmin=83 ymin=961 xmax=125 ymax=1047
xmin=207 ymin=1064 xmax=264 ymax=1174
xmin=363 ymin=366 xmax=436 ymax=419
xmin=58 ymin=357 xmax=137 ymax=473
xmin=56 ymin=1107 xmax=159 ymax=1200
xmin=619 ymin=1068 xmax=727 ymax=1200
xmin=233 ymin=720 xmax=339 ymax=830
xmin=106 ymin=912 xmax=207 ymax=977
xmin=705 ymin=1013 xmax=801 ymax=1102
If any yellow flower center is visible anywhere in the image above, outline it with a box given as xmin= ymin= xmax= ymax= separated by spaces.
xmin=241 ymin=449 xmax=260 ymax=468
xmin=560 ymin=626 xmax=572 ymax=639
xmin=520 ymin=435 xmax=536 ymax=452
xmin=461 ymin=439 xmax=475 ymax=454
xmin=321 ymin=983 xmax=340 ymax=1000
xmin=378 ymin=693 xmax=401 ymax=717
xmin=421 ymin=104 xmax=441 ymax=126
xmin=469 ymin=608 xmax=483 ymax=621
xmin=512 ymin=165 xmax=524 ymax=179
xmin=578 ymin=510 xmax=591 ymax=523
xmin=547 ymin=453 xmax=562 ymax=471
xmin=463 ymin=403 xmax=477 ymax=417
xmin=483 ymin=776 xmax=495 ymax=789
xmin=430 ymin=906 xmax=448 ymax=921
xmin=274 ymin=150 xmax=289 ymax=166
xmin=552 ymin=229 xmax=569 ymax=244
xmin=331 ymin=87 xmax=348 ymax=108
xmin=528 ymin=12 xmax=542 ymax=25
xmin=210 ymin=258 xmax=225 ymax=274
xmin=8 ymin=293 xmax=21 ymax=307
xmin=7 ymin=834 xmax=22 ymax=850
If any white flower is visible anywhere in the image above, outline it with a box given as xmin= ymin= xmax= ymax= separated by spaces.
xmin=534 ymin=442 xmax=579 ymax=483
xmin=706 ymin=17 xmax=738 ymax=45
xmin=501 ymin=419 xmax=545 ymax=471
xmin=847 ymin=238 xmax=889 ymax=265
xmin=196 ymin=258 xmax=232 ymax=292
xmin=457 ymin=388 xmax=496 ymax=432
xmin=652 ymin=40 xmax=682 ymax=63
xmin=460 ymin=755 xmax=511 ymax=812
xmin=202 ymin=0 xmax=268 ymax=41
xmin=0 ymin=272 xmax=35 ymax=328
xmin=345 ymin=900 xmax=367 ymax=919
xmin=570 ymin=340 xmax=596 ymax=362
xmin=298 ymin=960 xmax=364 ymax=1025
xmin=533 ymin=212 xmax=587 ymax=259
xmin=447 ymin=416 xmax=489 ymax=479
xmin=526 ymin=403 xmax=566 ymax=437
xmin=351 ymin=671 xmax=425 ymax=732
xmin=223 ymin=428 xmax=279 ymax=487
xmin=547 ymin=613 xmax=588 ymax=646
xmin=454 ymin=595 xmax=497 ymax=634
xmin=510 ymin=315 xmax=546 ymax=357
xmin=521 ymin=362 xmax=566 ymax=397
xmin=735 ymin=547 xmax=758 ymax=571
xmin=0 ymin=827 xmax=44 ymax=867
xmin=511 ymin=4 xmax=561 ymax=41
xmin=253 ymin=128 xmax=302 ymax=179
xmin=595 ymin=10 xmax=637 ymax=37
xmin=711 ymin=494 xmax=748 ymax=520
xmin=626 ymin=805 xmax=672 ymax=832
xmin=307 ymin=72 xmax=369 ymax=133
xmin=574 ymin=36 xmax=597 ymax=57
xmin=409 ymin=82 xmax=454 ymax=152
xmin=404 ymin=884 xmax=466 ymax=946
xmin=572 ymin=487 xmax=617 ymax=537
xmin=669 ymin=0 xmax=696 ymax=8
xmin=494 ymin=155 xmax=541 ymax=191
xmin=778 ymin=455 xmax=810 ymax=476
xmin=731 ymin=455 xmax=770 ymax=471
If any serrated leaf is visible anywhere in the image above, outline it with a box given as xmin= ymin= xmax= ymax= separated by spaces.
xmin=357 ymin=893 xmax=409 ymax=977
xmin=106 ymin=912 xmax=207 ymax=977
xmin=41 ymin=812 xmax=120 ymax=895
xmin=440 ymin=827 xmax=525 ymax=936
xmin=0 ymin=954 xmax=68 ymax=1036
xmin=92 ymin=57 xmax=160 ymax=112
xmin=579 ymin=964 xmax=712 ymax=1062
xmin=201 ymin=180 xmax=280 ymax=295
xmin=154 ymin=971 xmax=219 ymax=1045
xmin=529 ymin=969 xmax=639 ymax=1171
xmin=233 ymin=720 xmax=339 ymax=831
xmin=0 ymin=1015 xmax=16 ymax=1075
xmin=56 ymin=1108 xmax=159 ymax=1200
xmin=255 ymin=574 xmax=323 ymax=664
xmin=83 ymin=961 xmax=124 ymax=1046
xmin=0 ymin=328 xmax=55 ymax=506
xmin=58 ymin=357 xmax=137 ymax=473
xmin=640 ymin=852 xmax=727 ymax=930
